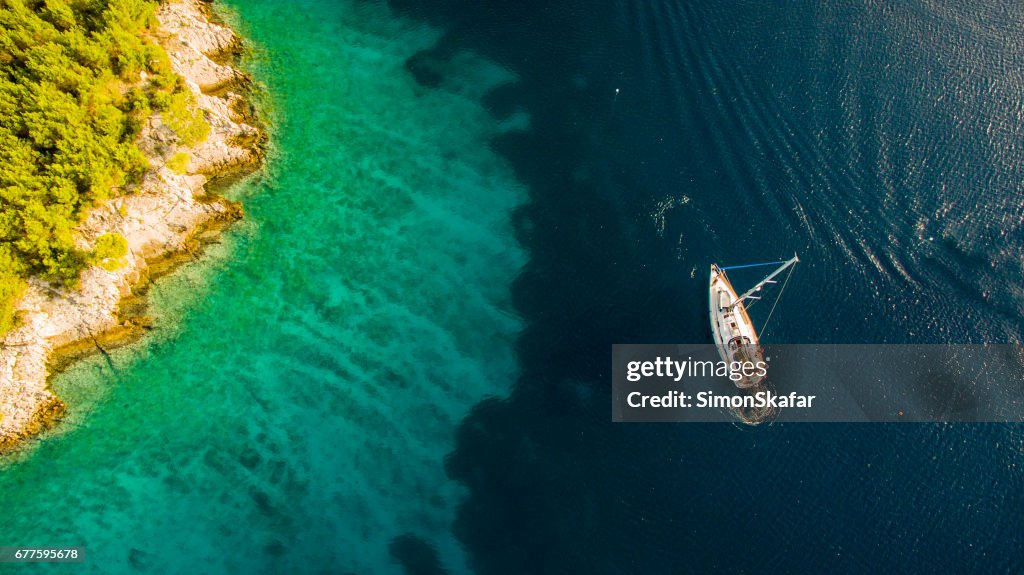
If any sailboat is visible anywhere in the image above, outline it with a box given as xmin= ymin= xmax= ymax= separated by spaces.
xmin=709 ymin=255 xmax=799 ymax=389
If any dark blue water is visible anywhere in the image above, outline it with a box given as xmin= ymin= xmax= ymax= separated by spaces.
xmin=384 ymin=0 xmax=1024 ymax=572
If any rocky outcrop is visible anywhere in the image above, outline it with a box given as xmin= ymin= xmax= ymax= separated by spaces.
xmin=0 ymin=0 xmax=263 ymax=452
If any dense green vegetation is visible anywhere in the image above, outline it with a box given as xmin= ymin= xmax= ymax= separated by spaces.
xmin=0 ymin=0 xmax=208 ymax=334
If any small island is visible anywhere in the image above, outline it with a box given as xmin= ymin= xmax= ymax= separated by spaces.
xmin=0 ymin=0 xmax=263 ymax=452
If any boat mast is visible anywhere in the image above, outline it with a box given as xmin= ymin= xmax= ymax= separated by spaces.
xmin=733 ymin=254 xmax=799 ymax=306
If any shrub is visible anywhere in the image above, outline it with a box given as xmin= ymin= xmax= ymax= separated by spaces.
xmin=167 ymin=151 xmax=190 ymax=174
xmin=0 ymin=287 xmax=21 ymax=335
xmin=163 ymin=89 xmax=210 ymax=146
xmin=90 ymin=232 xmax=129 ymax=271
xmin=0 ymin=250 xmax=25 ymax=334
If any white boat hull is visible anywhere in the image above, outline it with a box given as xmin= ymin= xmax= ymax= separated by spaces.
xmin=709 ymin=264 xmax=766 ymax=388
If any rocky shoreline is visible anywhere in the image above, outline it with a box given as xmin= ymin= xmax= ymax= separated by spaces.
xmin=0 ymin=0 xmax=264 ymax=453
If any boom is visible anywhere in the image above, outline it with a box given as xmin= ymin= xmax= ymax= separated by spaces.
xmin=734 ymin=254 xmax=800 ymax=305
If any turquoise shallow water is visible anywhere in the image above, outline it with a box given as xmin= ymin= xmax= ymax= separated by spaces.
xmin=0 ymin=1 xmax=525 ymax=573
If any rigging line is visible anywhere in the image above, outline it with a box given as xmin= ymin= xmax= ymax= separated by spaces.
xmin=721 ymin=260 xmax=786 ymax=271
xmin=759 ymin=262 xmax=796 ymax=338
